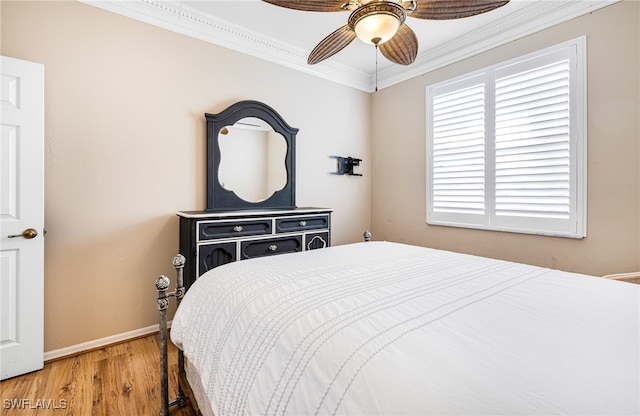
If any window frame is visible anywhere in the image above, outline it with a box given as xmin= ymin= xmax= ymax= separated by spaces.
xmin=426 ymin=37 xmax=587 ymax=238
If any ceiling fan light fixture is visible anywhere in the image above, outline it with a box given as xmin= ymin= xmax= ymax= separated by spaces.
xmin=349 ymin=2 xmax=406 ymax=45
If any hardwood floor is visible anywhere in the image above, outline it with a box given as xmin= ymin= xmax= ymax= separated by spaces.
xmin=0 ymin=335 xmax=198 ymax=415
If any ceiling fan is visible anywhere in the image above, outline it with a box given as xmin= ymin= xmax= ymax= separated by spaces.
xmin=262 ymin=0 xmax=510 ymax=66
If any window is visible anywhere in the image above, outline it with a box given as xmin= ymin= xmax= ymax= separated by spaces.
xmin=426 ymin=37 xmax=586 ymax=238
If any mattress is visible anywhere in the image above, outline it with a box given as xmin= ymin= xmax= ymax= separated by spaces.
xmin=171 ymin=241 xmax=640 ymax=416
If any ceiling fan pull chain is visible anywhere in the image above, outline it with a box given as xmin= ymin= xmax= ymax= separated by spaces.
xmin=373 ymin=39 xmax=380 ymax=92
xmin=375 ymin=45 xmax=378 ymax=92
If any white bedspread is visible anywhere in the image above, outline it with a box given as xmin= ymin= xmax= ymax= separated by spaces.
xmin=171 ymin=242 xmax=640 ymax=416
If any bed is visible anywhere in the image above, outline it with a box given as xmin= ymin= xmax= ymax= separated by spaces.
xmin=158 ymin=241 xmax=639 ymax=415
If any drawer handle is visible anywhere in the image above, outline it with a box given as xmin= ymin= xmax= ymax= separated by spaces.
xmin=233 ymin=225 xmax=243 ymax=232
xmin=268 ymin=244 xmax=278 ymax=251
xmin=298 ymin=220 xmax=307 ymax=227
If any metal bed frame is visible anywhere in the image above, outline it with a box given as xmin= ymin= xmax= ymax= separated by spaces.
xmin=155 ymin=254 xmax=203 ymax=416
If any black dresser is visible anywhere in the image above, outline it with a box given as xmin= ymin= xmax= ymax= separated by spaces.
xmin=177 ymin=208 xmax=331 ymax=290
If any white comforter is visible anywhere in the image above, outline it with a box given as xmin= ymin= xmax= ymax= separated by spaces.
xmin=171 ymin=242 xmax=639 ymax=416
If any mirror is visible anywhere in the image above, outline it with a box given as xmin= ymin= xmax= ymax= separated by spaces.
xmin=206 ymin=101 xmax=298 ymax=211
xmin=217 ymin=117 xmax=287 ymax=203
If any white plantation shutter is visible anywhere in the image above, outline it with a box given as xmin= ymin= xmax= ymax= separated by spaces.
xmin=432 ymin=79 xmax=485 ymax=216
xmin=495 ymin=59 xmax=571 ymax=218
xmin=427 ymin=38 xmax=586 ymax=238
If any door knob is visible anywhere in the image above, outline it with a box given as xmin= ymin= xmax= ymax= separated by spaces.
xmin=8 ymin=228 xmax=38 ymax=239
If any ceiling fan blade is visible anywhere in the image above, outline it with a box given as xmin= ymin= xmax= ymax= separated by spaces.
xmin=308 ymin=25 xmax=357 ymax=65
xmin=262 ymin=0 xmax=347 ymax=12
xmin=410 ymin=0 xmax=510 ymax=20
xmin=379 ymin=24 xmax=418 ymax=66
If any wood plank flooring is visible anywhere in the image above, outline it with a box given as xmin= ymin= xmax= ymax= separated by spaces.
xmin=0 ymin=334 xmax=198 ymax=415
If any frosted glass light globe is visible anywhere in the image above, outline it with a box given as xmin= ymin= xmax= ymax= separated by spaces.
xmin=354 ymin=13 xmax=401 ymax=45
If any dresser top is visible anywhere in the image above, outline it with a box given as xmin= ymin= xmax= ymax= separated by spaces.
xmin=177 ymin=207 xmax=332 ymax=219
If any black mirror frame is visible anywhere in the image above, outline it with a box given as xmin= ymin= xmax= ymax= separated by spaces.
xmin=206 ymin=100 xmax=298 ymax=211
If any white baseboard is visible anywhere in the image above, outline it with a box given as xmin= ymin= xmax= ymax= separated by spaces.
xmin=44 ymin=321 xmax=172 ymax=362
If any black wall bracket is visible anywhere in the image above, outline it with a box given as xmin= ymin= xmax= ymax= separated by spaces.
xmin=331 ymin=156 xmax=362 ymax=176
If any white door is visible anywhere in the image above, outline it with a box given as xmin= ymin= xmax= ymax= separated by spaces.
xmin=0 ymin=56 xmax=45 ymax=380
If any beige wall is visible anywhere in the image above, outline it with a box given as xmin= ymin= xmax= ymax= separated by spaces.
xmin=3 ymin=0 xmax=638 ymax=353
xmin=371 ymin=1 xmax=640 ymax=276
xmin=1 ymin=1 xmax=371 ymax=351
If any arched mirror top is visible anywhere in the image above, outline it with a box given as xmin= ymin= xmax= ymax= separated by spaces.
xmin=206 ymin=100 xmax=298 ymax=211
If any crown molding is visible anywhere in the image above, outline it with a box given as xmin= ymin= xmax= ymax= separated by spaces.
xmin=377 ymin=0 xmax=620 ymax=90
xmin=81 ymin=0 xmax=620 ymax=93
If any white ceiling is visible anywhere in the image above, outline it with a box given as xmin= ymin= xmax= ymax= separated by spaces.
xmin=83 ymin=0 xmax=619 ymax=92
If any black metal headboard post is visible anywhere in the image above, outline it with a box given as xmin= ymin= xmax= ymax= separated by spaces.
xmin=155 ymin=254 xmax=186 ymax=416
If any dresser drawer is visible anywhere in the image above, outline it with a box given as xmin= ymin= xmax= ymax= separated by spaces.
xmin=198 ymin=242 xmax=237 ymax=277
xmin=305 ymin=232 xmax=330 ymax=250
xmin=199 ymin=219 xmax=272 ymax=240
xmin=275 ymin=214 xmax=330 ymax=233
xmin=240 ymin=235 xmax=302 ymax=260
